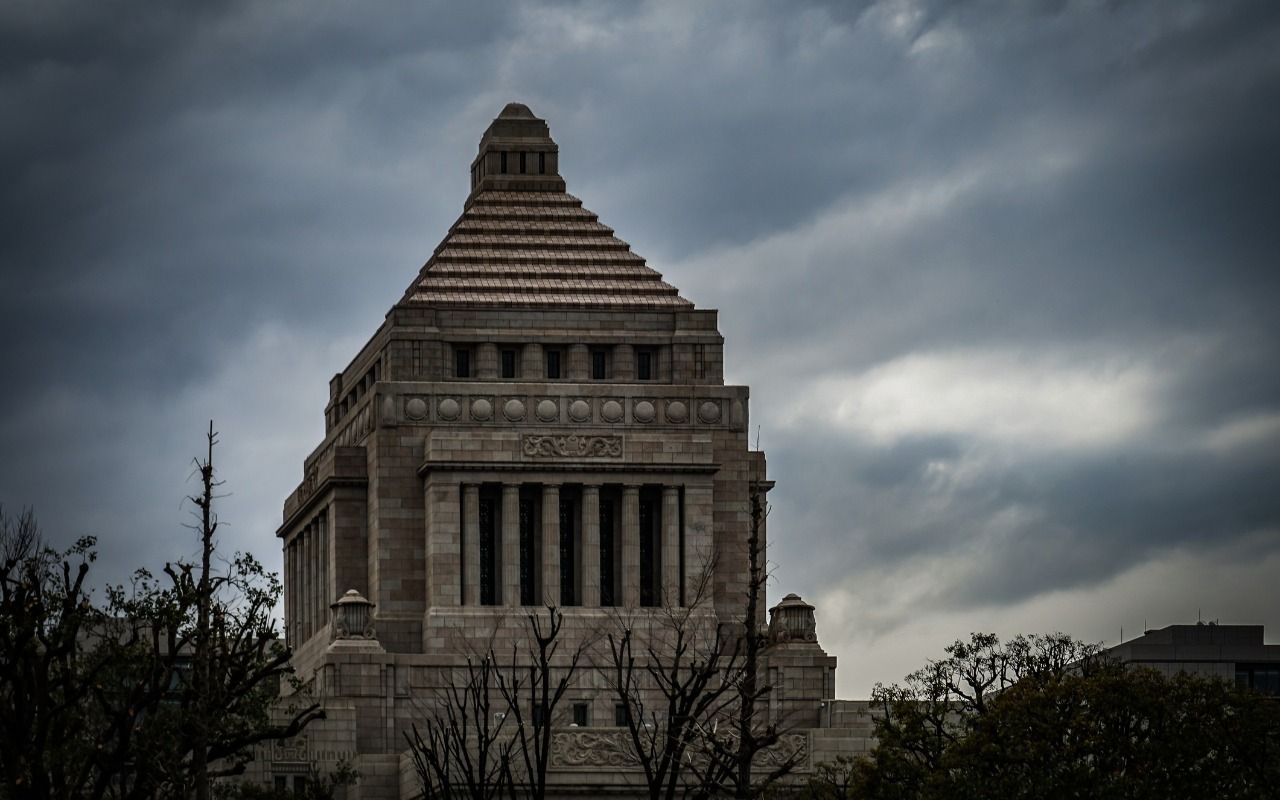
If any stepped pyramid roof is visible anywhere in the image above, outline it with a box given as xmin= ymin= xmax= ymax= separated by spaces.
xmin=402 ymin=103 xmax=692 ymax=310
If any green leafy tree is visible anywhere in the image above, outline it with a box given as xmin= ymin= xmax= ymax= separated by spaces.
xmin=849 ymin=632 xmax=1280 ymax=800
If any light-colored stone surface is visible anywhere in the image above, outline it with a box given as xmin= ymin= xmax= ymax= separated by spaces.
xmin=257 ymin=103 xmax=862 ymax=799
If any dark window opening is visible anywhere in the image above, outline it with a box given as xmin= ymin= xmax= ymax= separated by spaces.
xmin=573 ymin=702 xmax=589 ymax=727
xmin=500 ymin=151 xmax=508 ymax=173
xmin=559 ymin=493 xmax=577 ymax=606
xmin=546 ymin=349 xmax=562 ymax=380
xmin=639 ymin=491 xmax=658 ymax=607
xmin=694 ymin=344 xmax=706 ymax=379
xmin=501 ymin=349 xmax=518 ymax=379
xmin=1238 ymin=664 xmax=1280 ymax=696
xmin=636 ymin=350 xmax=653 ymax=381
xmin=479 ymin=495 xmax=497 ymax=605
xmin=455 ymin=348 xmax=471 ymax=379
xmin=539 ymin=152 xmax=546 ymax=174
xmin=520 ymin=151 xmax=527 ymax=174
xmin=519 ymin=494 xmax=537 ymax=606
xmin=532 ymin=703 xmax=545 ymax=727
xmin=294 ymin=777 xmax=309 ymax=792
xmin=591 ymin=349 xmax=608 ymax=380
xmin=274 ymin=777 xmax=288 ymax=792
xmin=614 ymin=703 xmax=630 ymax=728
xmin=599 ymin=495 xmax=616 ymax=607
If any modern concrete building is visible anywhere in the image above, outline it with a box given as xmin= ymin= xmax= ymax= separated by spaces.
xmin=1107 ymin=622 xmax=1280 ymax=696
xmin=256 ymin=104 xmax=865 ymax=798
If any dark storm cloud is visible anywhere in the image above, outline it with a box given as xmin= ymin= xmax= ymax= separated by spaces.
xmin=2 ymin=0 xmax=1278 ymax=692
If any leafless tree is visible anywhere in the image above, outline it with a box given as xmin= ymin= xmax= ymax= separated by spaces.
xmin=405 ymin=606 xmax=588 ymax=800
xmin=405 ymin=652 xmax=513 ymax=800
xmin=604 ymin=559 xmax=739 ymax=800
xmin=693 ymin=489 xmax=802 ymax=799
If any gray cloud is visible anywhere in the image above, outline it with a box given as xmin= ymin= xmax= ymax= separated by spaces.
xmin=2 ymin=0 xmax=1278 ymax=694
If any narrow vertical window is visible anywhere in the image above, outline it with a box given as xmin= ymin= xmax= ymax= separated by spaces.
xmin=479 ymin=495 xmax=497 ymax=605
xmin=520 ymin=152 xmax=527 ymax=174
xmin=636 ymin=350 xmax=653 ymax=381
xmin=455 ymin=348 xmax=471 ymax=379
xmin=539 ymin=152 xmax=546 ymax=174
xmin=591 ymin=349 xmax=608 ymax=380
xmin=599 ymin=495 xmax=615 ymax=607
xmin=572 ymin=702 xmax=589 ymax=727
xmin=500 ymin=152 xmax=508 ymax=173
xmin=519 ymin=494 xmax=536 ymax=606
xmin=614 ymin=703 xmax=630 ymax=727
xmin=694 ymin=344 xmax=705 ymax=379
xmin=638 ymin=491 xmax=657 ymax=607
xmin=501 ymin=349 xmax=518 ymax=379
xmin=546 ymin=349 xmax=562 ymax=380
xmin=559 ymin=493 xmax=576 ymax=606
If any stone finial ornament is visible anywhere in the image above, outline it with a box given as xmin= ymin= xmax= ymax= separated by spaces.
xmin=330 ymin=589 xmax=377 ymax=642
xmin=768 ymin=593 xmax=819 ymax=645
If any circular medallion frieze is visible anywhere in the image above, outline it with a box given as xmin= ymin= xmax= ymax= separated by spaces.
xmin=601 ymin=399 xmax=624 ymax=423
xmin=438 ymin=398 xmax=461 ymax=421
xmin=503 ymin=398 xmax=526 ymax=421
xmin=405 ymin=397 xmax=427 ymax=421
xmin=634 ymin=400 xmax=656 ymax=423
xmin=666 ymin=400 xmax=688 ymax=423
xmin=471 ymin=398 xmax=493 ymax=421
xmin=568 ymin=399 xmax=591 ymax=422
xmin=698 ymin=401 xmax=721 ymax=423
xmin=536 ymin=399 xmax=559 ymax=422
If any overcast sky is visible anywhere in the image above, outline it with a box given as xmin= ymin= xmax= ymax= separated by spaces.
xmin=3 ymin=0 xmax=1278 ymax=696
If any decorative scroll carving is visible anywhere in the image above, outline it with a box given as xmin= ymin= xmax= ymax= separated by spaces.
xmin=522 ymin=434 xmax=622 ymax=458
xmin=548 ymin=731 xmax=809 ymax=771
xmin=551 ymin=731 xmax=640 ymax=768
xmin=269 ymin=735 xmax=309 ymax=763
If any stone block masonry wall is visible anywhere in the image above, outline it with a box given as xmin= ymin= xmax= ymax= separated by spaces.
xmin=367 ymin=428 xmax=426 ymax=654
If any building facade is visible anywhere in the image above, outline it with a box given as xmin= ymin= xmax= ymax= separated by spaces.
xmin=1107 ymin=623 xmax=1280 ymax=696
xmin=259 ymin=104 xmax=863 ymax=798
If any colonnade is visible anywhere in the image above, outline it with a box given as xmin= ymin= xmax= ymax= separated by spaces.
xmin=284 ymin=512 xmax=328 ymax=647
xmin=456 ymin=482 xmax=684 ymax=609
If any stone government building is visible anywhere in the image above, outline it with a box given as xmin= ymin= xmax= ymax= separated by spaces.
xmin=260 ymin=104 xmax=872 ymax=797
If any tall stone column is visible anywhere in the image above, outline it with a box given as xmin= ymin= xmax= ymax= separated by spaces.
xmin=284 ymin=539 xmax=294 ymax=646
xmin=621 ymin=486 xmax=640 ymax=608
xmin=463 ymin=484 xmax=481 ymax=606
xmin=314 ymin=514 xmax=325 ymax=627
xmin=581 ymin=485 xmax=601 ymax=607
xmin=304 ymin=522 xmax=314 ymax=640
xmin=293 ymin=537 xmax=303 ymax=643
xmin=541 ymin=484 xmax=561 ymax=607
xmin=502 ymin=484 xmax=520 ymax=607
xmin=310 ymin=519 xmax=320 ymax=636
xmin=661 ymin=486 xmax=680 ymax=607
